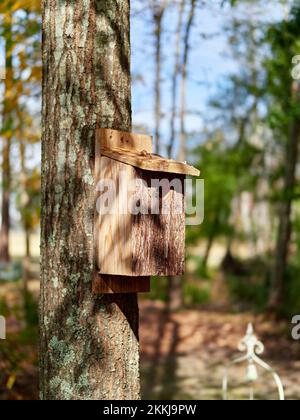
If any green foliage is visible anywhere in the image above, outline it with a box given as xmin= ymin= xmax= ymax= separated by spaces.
xmin=279 ymin=211 xmax=300 ymax=316
xmin=283 ymin=263 xmax=300 ymax=317
xmin=227 ymin=274 xmax=269 ymax=310
xmin=147 ymin=276 xmax=211 ymax=307
xmin=0 ymin=297 xmax=9 ymax=317
xmin=264 ymin=5 xmax=300 ymax=134
xmin=16 ymin=168 xmax=41 ymax=233
xmin=184 ymin=282 xmax=211 ymax=306
xmin=23 ymin=290 xmax=38 ymax=329
xmin=147 ymin=276 xmax=169 ymax=302
xmin=187 ymin=132 xmax=261 ymax=246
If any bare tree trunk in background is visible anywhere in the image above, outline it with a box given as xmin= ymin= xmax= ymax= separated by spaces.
xmin=202 ymin=212 xmax=220 ymax=270
xmin=19 ymin=137 xmax=30 ymax=289
xmin=169 ymin=0 xmax=196 ymax=311
xmin=0 ymin=10 xmax=13 ymax=263
xmin=178 ymin=0 xmax=196 ymax=162
xmin=23 ymin=228 xmax=31 ymax=287
xmin=152 ymin=0 xmax=168 ymax=154
xmin=19 ymin=135 xmax=31 ymax=320
xmin=269 ymin=83 xmax=300 ymax=310
xmin=25 ymin=229 xmax=30 ymax=259
xmin=168 ymin=0 xmax=185 ymax=159
xmin=40 ymin=0 xmax=140 ymax=400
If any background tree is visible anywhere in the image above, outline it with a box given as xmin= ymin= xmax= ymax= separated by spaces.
xmin=178 ymin=0 xmax=196 ymax=162
xmin=168 ymin=0 xmax=197 ymax=311
xmin=168 ymin=0 xmax=185 ymax=159
xmin=16 ymin=128 xmax=40 ymax=287
xmin=150 ymin=0 xmax=169 ymax=154
xmin=0 ymin=0 xmax=41 ymax=263
xmin=0 ymin=5 xmax=13 ymax=263
xmin=264 ymin=7 xmax=300 ymax=310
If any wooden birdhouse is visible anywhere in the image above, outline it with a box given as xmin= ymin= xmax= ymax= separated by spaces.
xmin=93 ymin=128 xmax=200 ymax=294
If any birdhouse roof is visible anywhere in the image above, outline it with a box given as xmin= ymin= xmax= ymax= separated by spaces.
xmin=101 ymin=147 xmax=200 ymax=177
xmin=96 ymin=128 xmax=200 ymax=177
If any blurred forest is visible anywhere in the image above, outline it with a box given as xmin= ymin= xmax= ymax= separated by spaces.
xmin=0 ymin=0 xmax=300 ymax=400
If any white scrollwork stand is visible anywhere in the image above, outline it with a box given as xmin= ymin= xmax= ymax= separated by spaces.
xmin=222 ymin=324 xmax=285 ymax=400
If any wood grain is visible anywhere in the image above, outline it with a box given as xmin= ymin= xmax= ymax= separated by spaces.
xmin=94 ymin=128 xmax=152 ymax=291
xmin=101 ymin=147 xmax=200 ymax=177
xmin=96 ymin=128 xmax=153 ymax=153
xmin=132 ymin=171 xmax=186 ymax=276
xmin=95 ymin=156 xmax=135 ymax=276
xmin=95 ymin=160 xmax=186 ymax=276
xmin=94 ymin=128 xmax=187 ymax=284
xmin=93 ymin=273 xmax=150 ymax=294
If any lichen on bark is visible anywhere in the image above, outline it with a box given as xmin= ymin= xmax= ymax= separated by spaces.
xmin=40 ymin=0 xmax=140 ymax=400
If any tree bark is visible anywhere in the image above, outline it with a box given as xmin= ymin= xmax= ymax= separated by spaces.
xmin=40 ymin=0 xmax=140 ymax=400
xmin=269 ymin=102 xmax=300 ymax=309
xmin=0 ymin=9 xmax=13 ymax=263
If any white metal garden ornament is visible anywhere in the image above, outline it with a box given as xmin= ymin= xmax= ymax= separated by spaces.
xmin=222 ymin=323 xmax=285 ymax=400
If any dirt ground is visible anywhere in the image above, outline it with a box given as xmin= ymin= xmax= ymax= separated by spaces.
xmin=140 ymin=301 xmax=300 ymax=400
xmin=0 ymin=282 xmax=299 ymax=400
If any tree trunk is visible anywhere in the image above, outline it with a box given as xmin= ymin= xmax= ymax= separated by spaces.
xmin=154 ymin=11 xmax=163 ymax=155
xmin=167 ymin=0 xmax=185 ymax=159
xmin=167 ymin=275 xmax=183 ymax=311
xmin=168 ymin=0 xmax=196 ymax=311
xmin=19 ymin=136 xmax=31 ymax=289
xmin=22 ymin=228 xmax=31 ymax=293
xmin=25 ymin=229 xmax=30 ymax=259
xmin=202 ymin=231 xmax=215 ymax=270
xmin=269 ymin=113 xmax=300 ymax=309
xmin=178 ymin=0 xmax=196 ymax=162
xmin=0 ymin=138 xmax=10 ymax=263
xmin=152 ymin=0 xmax=168 ymax=154
xmin=0 ymin=10 xmax=13 ymax=263
xmin=40 ymin=0 xmax=140 ymax=400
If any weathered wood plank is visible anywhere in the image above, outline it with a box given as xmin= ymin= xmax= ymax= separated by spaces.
xmin=93 ymin=273 xmax=150 ymax=294
xmin=95 ymin=160 xmax=186 ymax=277
xmin=101 ymin=147 xmax=200 ymax=177
xmin=132 ymin=171 xmax=186 ymax=276
xmin=96 ymin=128 xmax=153 ymax=153
xmin=94 ymin=128 xmax=187 ymax=285
xmin=95 ymin=157 xmax=134 ymax=276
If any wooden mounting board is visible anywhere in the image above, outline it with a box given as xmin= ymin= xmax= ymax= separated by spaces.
xmin=93 ymin=272 xmax=150 ymax=294
xmin=96 ymin=128 xmax=153 ymax=154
